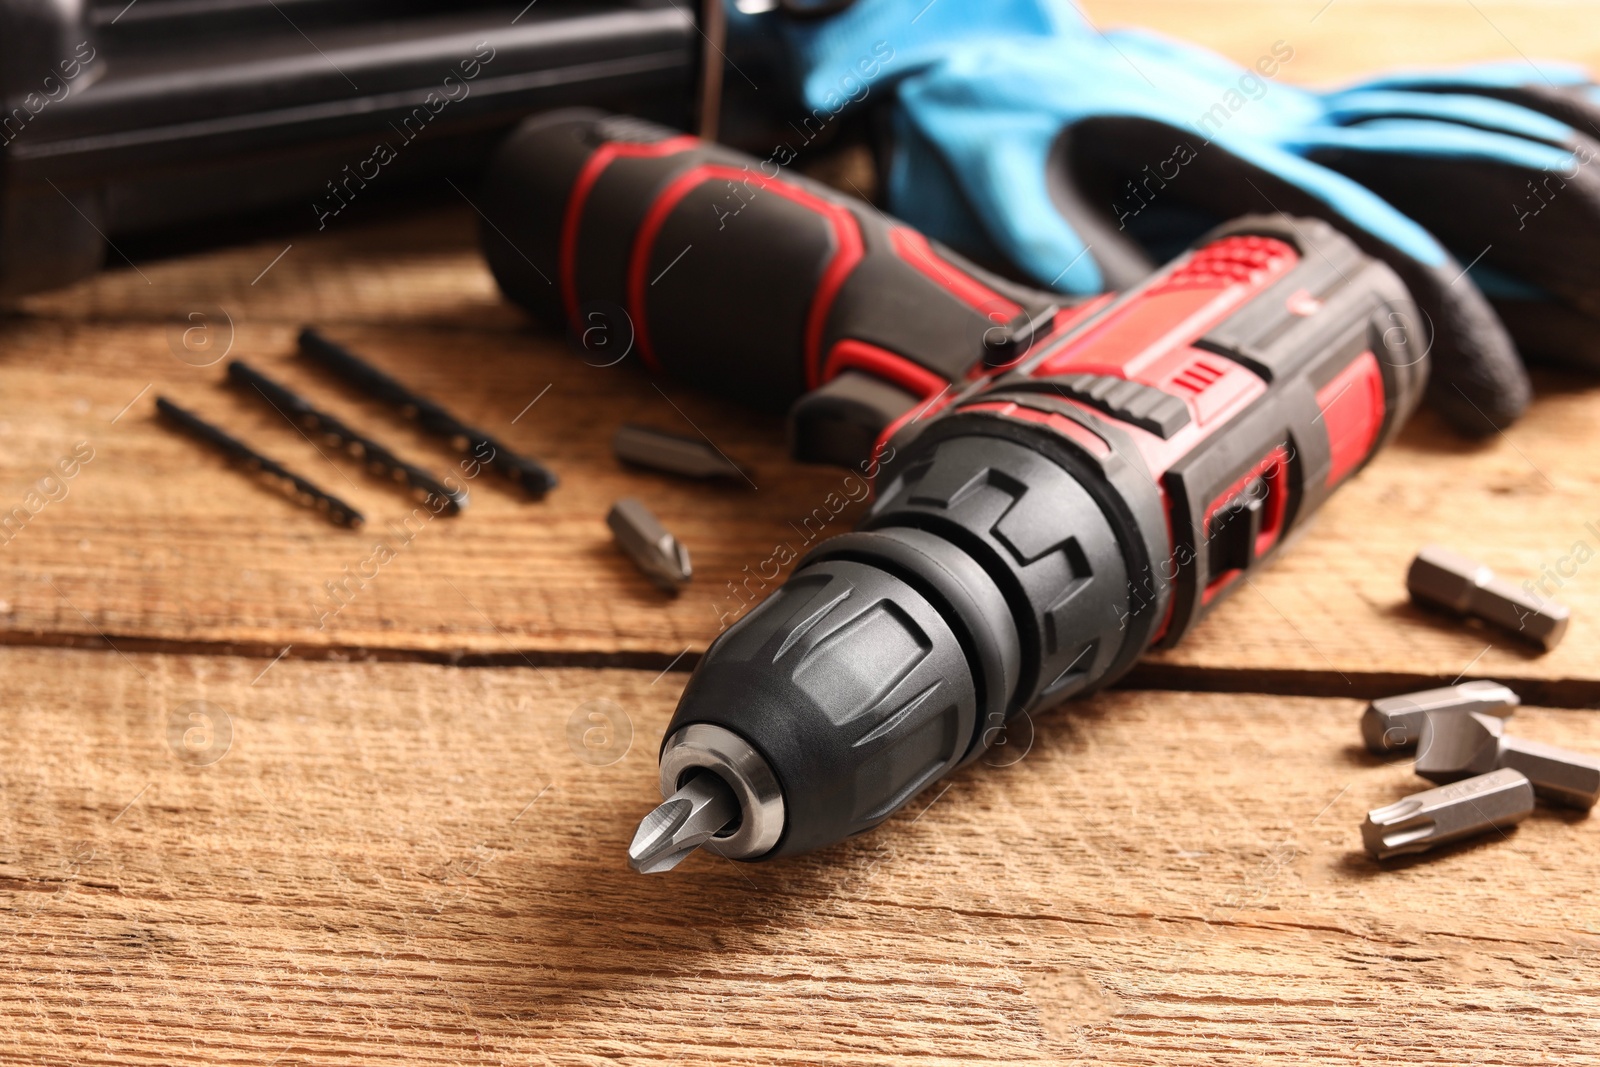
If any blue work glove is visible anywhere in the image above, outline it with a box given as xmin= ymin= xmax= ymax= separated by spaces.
xmin=726 ymin=0 xmax=1087 ymax=114
xmin=736 ymin=1 xmax=1600 ymax=435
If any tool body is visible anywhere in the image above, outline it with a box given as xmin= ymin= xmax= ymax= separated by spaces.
xmin=480 ymin=111 xmax=1429 ymax=868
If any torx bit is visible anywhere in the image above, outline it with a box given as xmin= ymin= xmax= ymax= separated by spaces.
xmin=298 ymin=327 xmax=558 ymax=499
xmin=1407 ymin=544 xmax=1569 ymax=651
xmin=628 ymin=770 xmax=738 ymax=874
xmin=612 ymin=423 xmax=752 ymax=483
xmin=156 ymin=396 xmax=363 ymax=529
xmin=607 ymin=497 xmax=692 ymax=593
xmin=1361 ymin=680 xmax=1519 ymax=754
xmin=227 ymin=360 xmax=467 ymax=514
xmin=1416 ymin=710 xmax=1600 ymax=808
xmin=1362 ymin=767 xmax=1534 ymax=860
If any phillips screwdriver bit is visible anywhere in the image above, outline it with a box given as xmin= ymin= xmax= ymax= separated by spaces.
xmin=613 ymin=423 xmax=752 ymax=483
xmin=1361 ymin=680 xmax=1519 ymax=754
xmin=1407 ymin=545 xmax=1569 ymax=651
xmin=1416 ymin=710 xmax=1600 ymax=808
xmin=607 ymin=497 xmax=692 ymax=593
xmin=628 ymin=770 xmax=738 ymax=873
xmin=1362 ymin=767 xmax=1534 ymax=860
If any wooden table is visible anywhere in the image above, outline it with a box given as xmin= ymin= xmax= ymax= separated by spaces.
xmin=4 ymin=4 xmax=1600 ymax=1063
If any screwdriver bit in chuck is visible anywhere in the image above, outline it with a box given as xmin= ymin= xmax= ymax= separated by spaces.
xmin=1407 ymin=545 xmax=1569 ymax=651
xmin=1416 ymin=710 xmax=1600 ymax=808
xmin=1361 ymin=680 xmax=1519 ymax=754
xmin=1362 ymin=767 xmax=1534 ymax=860
xmin=628 ymin=770 xmax=737 ymax=873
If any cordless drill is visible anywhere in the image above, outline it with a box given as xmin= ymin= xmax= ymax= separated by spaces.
xmin=478 ymin=110 xmax=1428 ymax=871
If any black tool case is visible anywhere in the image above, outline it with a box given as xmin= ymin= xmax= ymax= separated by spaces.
xmin=0 ymin=0 xmax=697 ymax=297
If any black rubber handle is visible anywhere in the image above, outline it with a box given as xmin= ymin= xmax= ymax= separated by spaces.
xmin=479 ymin=109 xmax=1057 ymax=421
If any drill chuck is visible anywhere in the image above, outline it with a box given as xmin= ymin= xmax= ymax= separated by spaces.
xmin=653 ymin=426 xmax=1146 ymax=861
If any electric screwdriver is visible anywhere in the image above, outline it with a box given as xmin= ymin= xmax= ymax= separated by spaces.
xmin=478 ymin=110 xmax=1429 ymax=871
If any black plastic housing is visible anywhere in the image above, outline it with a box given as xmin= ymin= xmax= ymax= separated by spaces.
xmin=0 ymin=0 xmax=695 ymax=297
xmin=671 ymin=555 xmax=981 ymax=857
xmin=665 ymin=428 xmax=1142 ymax=859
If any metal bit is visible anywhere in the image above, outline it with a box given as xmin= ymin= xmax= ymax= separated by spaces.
xmin=1361 ymin=680 xmax=1519 ymax=754
xmin=1362 ymin=767 xmax=1533 ymax=860
xmin=1407 ymin=545 xmax=1569 ymax=651
xmin=298 ymin=327 xmax=558 ymax=499
xmin=628 ymin=770 xmax=738 ymax=874
xmin=612 ymin=423 xmax=751 ymax=483
xmin=227 ymin=361 xmax=467 ymax=514
xmin=1498 ymin=736 xmax=1600 ymax=809
xmin=156 ymin=396 xmax=364 ymax=529
xmin=607 ymin=498 xmax=692 ymax=593
xmin=1417 ymin=710 xmax=1600 ymax=808
xmin=1415 ymin=710 xmax=1503 ymax=780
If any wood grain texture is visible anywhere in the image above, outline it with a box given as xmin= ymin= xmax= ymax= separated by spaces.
xmin=1080 ymin=0 xmax=1600 ymax=84
xmin=4 ymin=209 xmax=1600 ymax=692
xmin=5 ymin=5 xmax=1600 ymax=1065
xmin=3 ymin=645 xmax=1597 ymax=1066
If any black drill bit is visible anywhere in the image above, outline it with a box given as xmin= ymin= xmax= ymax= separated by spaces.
xmin=227 ymin=360 xmax=467 ymax=514
xmin=297 ymin=327 xmax=558 ymax=499
xmin=155 ymin=396 xmax=364 ymax=529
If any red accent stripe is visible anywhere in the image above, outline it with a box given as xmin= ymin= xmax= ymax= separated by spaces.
xmin=559 ymin=135 xmax=698 ymax=327
xmin=627 ymin=164 xmax=862 ymax=383
xmin=888 ymin=227 xmax=1023 ymax=319
xmin=822 ymin=339 xmax=948 ymax=398
xmin=1033 ymin=237 xmax=1298 ymax=384
xmin=1147 ymin=235 xmax=1296 ymax=294
xmin=1050 ymin=294 xmax=1116 ymax=336
xmin=1316 ymin=350 xmax=1386 ymax=486
xmin=807 ymin=210 xmax=866 ymax=389
xmin=868 ymin=388 xmax=956 ymax=491
xmin=1200 ymin=445 xmax=1291 ymax=604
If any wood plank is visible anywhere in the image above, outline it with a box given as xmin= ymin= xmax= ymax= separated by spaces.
xmin=3 ymin=644 xmax=1597 ymax=1065
xmin=5 ymin=209 xmax=1600 ymax=691
xmin=1080 ymin=0 xmax=1600 ymax=84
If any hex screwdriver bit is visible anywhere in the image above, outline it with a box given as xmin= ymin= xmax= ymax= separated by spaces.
xmin=613 ymin=423 xmax=752 ymax=483
xmin=1361 ymin=680 xmax=1519 ymax=754
xmin=1416 ymin=710 xmax=1600 ymax=808
xmin=607 ymin=497 xmax=692 ymax=593
xmin=1407 ymin=545 xmax=1569 ymax=650
xmin=1362 ymin=768 xmax=1534 ymax=860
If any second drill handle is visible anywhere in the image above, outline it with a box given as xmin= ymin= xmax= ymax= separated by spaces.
xmin=479 ymin=109 xmax=1058 ymax=465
